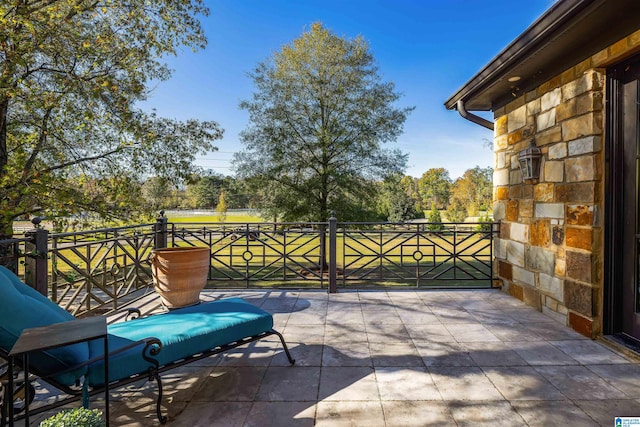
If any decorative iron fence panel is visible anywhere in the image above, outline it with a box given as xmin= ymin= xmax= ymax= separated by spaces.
xmin=339 ymin=222 xmax=497 ymax=288
xmin=49 ymin=224 xmax=157 ymax=316
xmin=0 ymin=236 xmax=32 ymax=275
xmin=0 ymin=219 xmax=498 ymax=316
xmin=169 ymin=222 xmax=328 ymax=287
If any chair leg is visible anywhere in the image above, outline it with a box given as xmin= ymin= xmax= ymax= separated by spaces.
xmin=272 ymin=330 xmax=296 ymax=365
xmin=151 ymin=371 xmax=167 ymax=425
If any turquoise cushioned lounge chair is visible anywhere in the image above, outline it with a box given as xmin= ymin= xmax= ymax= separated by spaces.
xmin=0 ymin=266 xmax=295 ymax=425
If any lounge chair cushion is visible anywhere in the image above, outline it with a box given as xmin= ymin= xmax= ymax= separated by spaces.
xmin=0 ymin=266 xmax=88 ymax=386
xmin=86 ymin=298 xmax=273 ymax=385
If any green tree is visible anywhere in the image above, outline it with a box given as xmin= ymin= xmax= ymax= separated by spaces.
xmin=418 ymin=168 xmax=451 ymax=209
xmin=216 ymin=191 xmax=228 ymax=222
xmin=446 ymin=197 xmax=468 ymax=223
xmin=400 ymin=175 xmax=424 ymax=212
xmin=450 ymin=166 xmax=493 ymax=216
xmin=377 ymin=175 xmax=422 ymax=222
xmin=0 ymin=0 xmax=222 ymax=238
xmin=234 ymin=22 xmax=412 ymax=222
xmin=426 ymin=203 xmax=444 ymax=231
xmin=186 ymin=173 xmax=225 ymax=209
xmin=141 ymin=177 xmax=171 ymax=212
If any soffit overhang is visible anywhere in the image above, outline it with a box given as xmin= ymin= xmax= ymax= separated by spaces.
xmin=445 ymin=0 xmax=640 ymax=112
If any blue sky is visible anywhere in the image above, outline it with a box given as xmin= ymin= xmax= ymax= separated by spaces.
xmin=142 ymin=1 xmax=555 ymax=179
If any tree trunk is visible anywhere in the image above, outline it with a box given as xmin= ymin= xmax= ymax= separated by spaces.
xmin=0 ymin=98 xmax=13 ymax=242
xmin=0 ymin=97 xmax=8 ymax=174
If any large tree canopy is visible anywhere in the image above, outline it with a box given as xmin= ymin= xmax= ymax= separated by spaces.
xmin=0 ymin=0 xmax=222 ymax=237
xmin=234 ymin=22 xmax=412 ymax=222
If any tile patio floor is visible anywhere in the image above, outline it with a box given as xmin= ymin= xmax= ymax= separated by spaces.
xmin=31 ymin=289 xmax=640 ymax=426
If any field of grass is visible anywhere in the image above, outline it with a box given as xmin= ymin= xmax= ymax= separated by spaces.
xmin=167 ymin=213 xmax=264 ymax=223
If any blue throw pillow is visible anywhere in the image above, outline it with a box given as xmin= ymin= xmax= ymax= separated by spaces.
xmin=0 ymin=266 xmax=88 ymax=385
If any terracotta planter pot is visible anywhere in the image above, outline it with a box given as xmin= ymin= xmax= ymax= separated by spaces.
xmin=150 ymin=247 xmax=210 ymax=308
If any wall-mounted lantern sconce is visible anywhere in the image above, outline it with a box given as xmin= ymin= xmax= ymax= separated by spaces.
xmin=518 ymin=140 xmax=542 ymax=182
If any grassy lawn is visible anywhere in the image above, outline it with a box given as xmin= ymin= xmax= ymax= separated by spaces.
xmin=166 ymin=213 xmax=264 ymax=223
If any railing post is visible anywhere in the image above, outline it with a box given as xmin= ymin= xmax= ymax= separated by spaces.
xmin=328 ymin=211 xmax=337 ymax=293
xmin=24 ymin=217 xmax=49 ymax=297
xmin=155 ymin=210 xmax=168 ymax=249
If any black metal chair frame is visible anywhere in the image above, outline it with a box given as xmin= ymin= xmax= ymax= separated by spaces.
xmin=0 ymin=308 xmax=295 ymax=426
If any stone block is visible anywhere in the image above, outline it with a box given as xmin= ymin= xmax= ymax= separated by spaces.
xmin=510 ymin=223 xmax=529 ymax=243
xmin=609 ymin=38 xmax=629 ymax=58
xmin=495 ymin=238 xmax=507 ymax=260
xmin=508 ymin=185 xmax=522 ymax=199
xmin=496 ymin=151 xmax=507 ymax=169
xmin=495 ymin=187 xmax=509 ymax=201
xmin=493 ymin=169 xmax=509 ymax=186
xmin=519 ymin=199 xmax=533 ymax=218
xmin=555 ymin=258 xmax=566 ymax=276
xmin=569 ymin=311 xmax=593 ymax=338
xmin=539 ymin=273 xmax=564 ymax=301
xmin=498 ymin=260 xmax=512 ymax=280
xmin=575 ymin=58 xmax=592 ymax=75
xmin=525 ymin=246 xmax=555 ymax=275
xmin=566 ymin=251 xmax=594 ymax=283
xmin=506 ymin=96 xmax=526 ymax=114
xmin=523 ymin=286 xmax=543 ymax=311
xmin=566 ymin=227 xmax=592 ymax=251
xmin=576 ymin=91 xmax=603 ymax=114
xmin=565 ymin=156 xmax=594 ymax=182
xmin=522 ymin=184 xmax=534 ymax=199
xmin=510 ymin=154 xmax=520 ymax=169
xmin=548 ymin=143 xmax=567 ymax=159
xmin=561 ymin=67 xmax=576 ymax=85
xmin=541 ymin=88 xmax=562 ymax=111
xmin=557 ymin=92 xmax=603 ymax=122
xmin=534 ymin=183 xmax=555 ymax=202
xmin=508 ymin=130 xmax=523 ymax=145
xmin=555 ymin=99 xmax=576 ymax=122
xmin=536 ymin=125 xmax=563 ymax=146
xmin=544 ymin=161 xmax=564 ymax=182
xmin=500 ymin=221 xmax=510 ymax=240
xmin=631 ymin=30 xmax=640 ymax=47
xmin=552 ymin=226 xmax=565 ymax=245
xmin=510 ymin=169 xmax=523 ymax=185
xmin=507 ymin=241 xmax=525 ymax=267
xmin=592 ymin=48 xmax=609 ymax=66
xmin=537 ymin=109 xmax=556 ymax=131
xmin=493 ymin=201 xmax=506 ymax=221
xmin=507 ymin=105 xmax=527 ymax=132
xmin=522 ymin=124 xmax=536 ymax=139
xmin=562 ymin=71 xmax=600 ymax=101
xmin=495 ymin=135 xmax=508 ymax=149
xmin=509 ymin=283 xmax=524 ymax=301
xmin=527 ymin=98 xmax=541 ymax=116
xmin=561 ymin=112 xmax=602 ymax=141
xmin=495 ymin=115 xmax=508 ymax=137
xmin=530 ymin=220 xmax=551 ymax=247
xmin=506 ymin=200 xmax=519 ymax=222
xmin=550 ymin=75 xmax=563 ymax=89
xmin=568 ymin=136 xmax=600 ymax=156
xmin=564 ymin=280 xmax=595 ymax=317
xmin=513 ymin=265 xmax=535 ymax=287
xmin=535 ymin=203 xmax=564 ymax=219
xmin=556 ymin=182 xmax=596 ymax=203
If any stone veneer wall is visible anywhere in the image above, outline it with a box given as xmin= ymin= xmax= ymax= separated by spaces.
xmin=492 ymin=29 xmax=640 ymax=338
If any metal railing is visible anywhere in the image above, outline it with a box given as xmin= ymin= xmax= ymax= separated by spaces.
xmin=338 ymin=222 xmax=495 ymax=288
xmin=169 ymin=222 xmax=328 ymax=287
xmin=0 ymin=215 xmax=499 ymax=316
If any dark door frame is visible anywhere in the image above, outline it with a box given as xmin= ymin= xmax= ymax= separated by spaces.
xmin=604 ymin=54 xmax=640 ymax=341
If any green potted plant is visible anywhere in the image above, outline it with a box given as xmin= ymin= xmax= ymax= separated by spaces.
xmin=39 ymin=408 xmax=104 ymax=427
